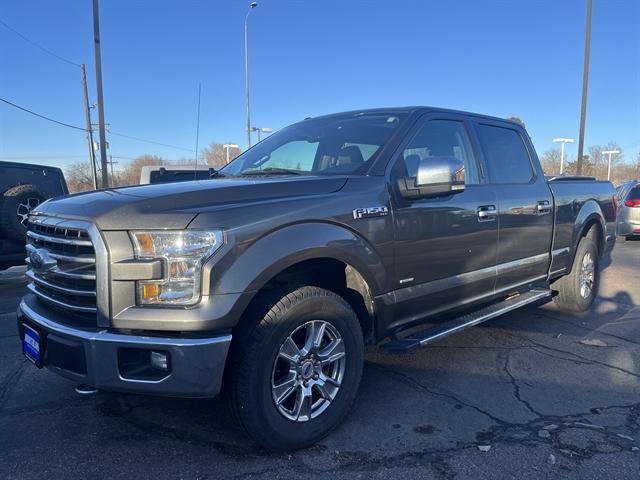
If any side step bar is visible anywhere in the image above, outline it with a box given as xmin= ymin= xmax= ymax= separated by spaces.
xmin=383 ymin=288 xmax=552 ymax=353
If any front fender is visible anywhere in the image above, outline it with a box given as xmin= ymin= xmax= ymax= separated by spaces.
xmin=208 ymin=222 xmax=388 ymax=298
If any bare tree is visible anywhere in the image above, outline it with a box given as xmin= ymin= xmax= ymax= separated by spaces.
xmin=201 ymin=142 xmax=242 ymax=169
xmin=65 ymin=161 xmax=97 ymax=193
xmin=584 ymin=143 xmax=624 ymax=181
xmin=632 ymin=153 xmax=640 ymax=180
xmin=118 ymin=155 xmax=170 ymax=186
xmin=539 ymin=148 xmax=562 ymax=175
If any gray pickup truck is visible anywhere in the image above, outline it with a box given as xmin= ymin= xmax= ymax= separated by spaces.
xmin=18 ymin=107 xmax=616 ymax=451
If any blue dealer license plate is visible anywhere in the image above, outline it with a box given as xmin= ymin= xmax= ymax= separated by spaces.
xmin=22 ymin=324 xmax=42 ymax=366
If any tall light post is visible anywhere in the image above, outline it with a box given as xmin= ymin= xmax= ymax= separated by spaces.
xmin=223 ymin=143 xmax=240 ymax=164
xmin=244 ymin=2 xmax=258 ymax=149
xmin=603 ymin=149 xmax=620 ymax=181
xmin=553 ymin=137 xmax=574 ymax=175
xmin=576 ymin=0 xmax=593 ymax=176
xmin=251 ymin=126 xmax=273 ymax=142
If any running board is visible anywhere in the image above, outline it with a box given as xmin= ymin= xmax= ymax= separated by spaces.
xmin=383 ymin=288 xmax=552 ymax=353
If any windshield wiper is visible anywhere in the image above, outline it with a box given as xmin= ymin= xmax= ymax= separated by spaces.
xmin=240 ymin=167 xmax=305 ymax=176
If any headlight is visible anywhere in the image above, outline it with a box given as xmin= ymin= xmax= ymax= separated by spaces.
xmin=130 ymin=230 xmax=223 ymax=306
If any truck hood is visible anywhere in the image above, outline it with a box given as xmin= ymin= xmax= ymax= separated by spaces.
xmin=35 ymin=176 xmax=348 ymax=230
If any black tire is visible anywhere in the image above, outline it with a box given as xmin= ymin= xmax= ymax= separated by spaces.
xmin=553 ymin=237 xmax=599 ymax=313
xmin=228 ymin=286 xmax=364 ymax=451
xmin=0 ymin=185 xmax=45 ymax=242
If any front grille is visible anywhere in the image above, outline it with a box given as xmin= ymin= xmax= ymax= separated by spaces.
xmin=26 ymin=217 xmax=97 ymax=317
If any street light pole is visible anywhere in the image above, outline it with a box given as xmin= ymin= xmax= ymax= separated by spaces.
xmin=553 ymin=137 xmax=574 ymax=175
xmin=244 ymin=2 xmax=258 ymax=149
xmin=251 ymin=126 xmax=273 ymax=143
xmin=223 ymin=143 xmax=240 ymax=164
xmin=603 ymin=149 xmax=620 ymax=181
xmin=576 ymin=0 xmax=593 ymax=176
xmin=92 ymin=0 xmax=109 ymax=188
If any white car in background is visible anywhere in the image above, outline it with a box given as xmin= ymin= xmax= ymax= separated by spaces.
xmin=139 ymin=164 xmax=213 ymax=185
xmin=616 ymin=180 xmax=640 ymax=239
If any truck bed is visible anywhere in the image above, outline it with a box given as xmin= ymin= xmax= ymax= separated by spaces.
xmin=548 ymin=179 xmax=616 ymax=277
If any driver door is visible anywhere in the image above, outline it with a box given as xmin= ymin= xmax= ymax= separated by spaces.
xmin=389 ymin=115 xmax=499 ymax=329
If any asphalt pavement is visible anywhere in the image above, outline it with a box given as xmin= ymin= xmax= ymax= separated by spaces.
xmin=0 ymin=241 xmax=639 ymax=479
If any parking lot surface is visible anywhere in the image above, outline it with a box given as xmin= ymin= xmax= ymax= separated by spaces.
xmin=1 ymin=241 xmax=639 ymax=479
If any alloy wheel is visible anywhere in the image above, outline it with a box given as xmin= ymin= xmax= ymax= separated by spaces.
xmin=579 ymin=251 xmax=595 ymax=299
xmin=17 ymin=197 xmax=41 ymax=227
xmin=271 ymin=320 xmax=346 ymax=422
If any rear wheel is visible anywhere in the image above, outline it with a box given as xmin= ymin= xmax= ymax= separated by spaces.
xmin=553 ymin=237 xmax=599 ymax=312
xmin=228 ymin=286 xmax=364 ymax=451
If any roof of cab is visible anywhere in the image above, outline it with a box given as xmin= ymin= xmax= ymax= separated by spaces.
xmin=303 ymin=106 xmax=523 ymax=128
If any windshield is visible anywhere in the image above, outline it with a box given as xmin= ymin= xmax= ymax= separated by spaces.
xmin=221 ymin=113 xmax=406 ymax=176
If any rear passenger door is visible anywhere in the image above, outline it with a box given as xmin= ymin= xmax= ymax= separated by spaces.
xmin=473 ymin=120 xmax=553 ymax=293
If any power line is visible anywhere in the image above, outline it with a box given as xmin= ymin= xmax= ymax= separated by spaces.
xmin=0 ymin=97 xmax=87 ymax=131
xmin=0 ymin=97 xmax=193 ymax=153
xmin=108 ymin=131 xmax=193 ymax=152
xmin=0 ymin=18 xmax=81 ymax=68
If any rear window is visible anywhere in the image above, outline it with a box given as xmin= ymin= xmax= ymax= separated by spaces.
xmin=629 ymin=187 xmax=640 ymax=200
xmin=477 ymin=124 xmax=534 ymax=184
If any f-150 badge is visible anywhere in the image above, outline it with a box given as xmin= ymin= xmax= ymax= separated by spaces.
xmin=353 ymin=206 xmax=389 ymax=220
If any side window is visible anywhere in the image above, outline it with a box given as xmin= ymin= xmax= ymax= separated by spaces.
xmin=399 ymin=120 xmax=480 ymax=185
xmin=477 ymin=124 xmax=534 ymax=184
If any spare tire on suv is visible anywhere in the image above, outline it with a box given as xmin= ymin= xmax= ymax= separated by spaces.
xmin=0 ymin=184 xmax=46 ymax=242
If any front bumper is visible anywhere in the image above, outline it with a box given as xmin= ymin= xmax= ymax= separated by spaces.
xmin=17 ymin=296 xmax=231 ymax=398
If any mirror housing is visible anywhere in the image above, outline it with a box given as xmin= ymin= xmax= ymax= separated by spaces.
xmin=397 ymin=156 xmax=466 ymax=200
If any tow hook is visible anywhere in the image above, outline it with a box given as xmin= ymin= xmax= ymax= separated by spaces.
xmin=75 ymin=384 xmax=99 ymax=395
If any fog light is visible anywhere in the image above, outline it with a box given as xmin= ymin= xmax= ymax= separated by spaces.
xmin=150 ymin=351 xmax=168 ymax=371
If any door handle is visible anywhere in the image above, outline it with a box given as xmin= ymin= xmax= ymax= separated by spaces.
xmin=477 ymin=205 xmax=497 ymax=221
xmin=536 ymin=200 xmax=552 ymax=215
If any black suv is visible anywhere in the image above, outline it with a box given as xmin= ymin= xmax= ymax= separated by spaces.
xmin=0 ymin=161 xmax=68 ymax=270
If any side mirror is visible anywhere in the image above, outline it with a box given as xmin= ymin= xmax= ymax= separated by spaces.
xmin=397 ymin=156 xmax=466 ymax=200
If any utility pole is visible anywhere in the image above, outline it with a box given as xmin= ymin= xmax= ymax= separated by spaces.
xmin=107 ymin=154 xmax=118 ymax=180
xmin=92 ymin=0 xmax=109 ymax=188
xmin=244 ymin=2 xmax=258 ymax=149
xmin=553 ymin=137 xmax=574 ymax=175
xmin=576 ymin=0 xmax=593 ymax=176
xmin=602 ymin=149 xmax=620 ymax=181
xmin=80 ymin=64 xmax=98 ymax=190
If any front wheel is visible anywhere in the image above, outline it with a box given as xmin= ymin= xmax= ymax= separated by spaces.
xmin=553 ymin=237 xmax=600 ymax=312
xmin=228 ymin=286 xmax=364 ymax=451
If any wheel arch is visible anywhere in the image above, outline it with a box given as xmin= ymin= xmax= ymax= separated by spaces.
xmin=570 ymin=200 xmax=606 ymax=270
xmin=210 ymin=222 xmax=386 ymax=344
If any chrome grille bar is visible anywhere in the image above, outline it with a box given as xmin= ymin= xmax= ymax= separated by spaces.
xmin=26 ymin=271 xmax=96 ymax=296
xmin=47 ymin=251 xmax=96 ymax=264
xmin=25 ymin=260 xmax=96 ymax=280
xmin=26 ymin=283 xmax=97 ymax=313
xmin=27 ymin=230 xmax=93 ymax=246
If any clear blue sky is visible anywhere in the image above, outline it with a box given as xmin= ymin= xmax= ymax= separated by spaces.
xmin=1 ymin=0 xmax=639 ymax=169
